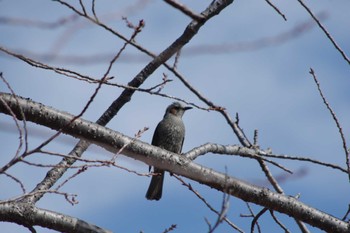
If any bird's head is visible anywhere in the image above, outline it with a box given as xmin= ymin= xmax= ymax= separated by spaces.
xmin=164 ymin=102 xmax=192 ymax=118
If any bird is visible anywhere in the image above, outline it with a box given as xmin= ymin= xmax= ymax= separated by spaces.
xmin=145 ymin=102 xmax=192 ymax=201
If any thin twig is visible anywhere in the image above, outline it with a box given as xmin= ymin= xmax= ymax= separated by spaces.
xmin=3 ymin=172 xmax=26 ymax=194
xmin=242 ymin=203 xmax=262 ymax=233
xmin=55 ymin=165 xmax=88 ymax=191
xmin=297 ymin=0 xmax=350 ymax=65
xmin=0 ymin=189 xmax=78 ymax=205
xmin=26 ymin=150 xmax=152 ymax=177
xmin=257 ymin=159 xmax=284 ymax=193
xmin=145 ymin=73 xmax=172 ymax=92
xmin=253 ymin=130 xmax=259 ymax=147
xmin=173 ymin=174 xmax=244 ymax=233
xmin=0 ymin=73 xmax=28 ymax=154
xmin=27 ymin=226 xmax=36 ymax=233
xmin=261 ymin=152 xmax=347 ymax=173
xmin=162 ymin=224 xmax=177 ymax=233
xmin=112 ymin=126 xmax=149 ymax=161
xmin=309 ymin=68 xmax=350 ymax=178
xmin=101 ymin=18 xmax=145 ymax=89
xmin=164 ymin=0 xmax=205 ymax=21
xmin=92 ymin=0 xmax=99 ymax=21
xmin=79 ymin=0 xmax=87 ymax=16
xmin=0 ymin=46 xmax=107 ymax=83
xmin=0 ymin=74 xmax=31 ymax=175
xmin=173 ymin=49 xmax=181 ymax=69
xmin=208 ymin=168 xmax=230 ymax=233
xmin=253 ymin=131 xmax=309 ymax=231
xmin=342 ymin=204 xmax=350 ymax=221
xmin=264 ymin=0 xmax=287 ymax=21
xmin=269 ymin=210 xmax=291 ymax=233
xmin=251 ymin=208 xmax=268 ymax=233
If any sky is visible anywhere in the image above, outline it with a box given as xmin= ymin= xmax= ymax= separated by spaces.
xmin=1 ymin=0 xmax=350 ymax=232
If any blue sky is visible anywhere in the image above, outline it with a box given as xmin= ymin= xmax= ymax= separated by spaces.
xmin=1 ymin=0 xmax=350 ymax=232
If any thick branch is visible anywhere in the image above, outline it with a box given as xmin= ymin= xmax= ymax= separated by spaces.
xmin=1 ymin=93 xmax=349 ymax=233
xmin=0 ymin=202 xmax=111 ymax=233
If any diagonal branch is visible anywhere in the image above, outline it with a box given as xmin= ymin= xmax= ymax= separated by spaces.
xmin=297 ymin=0 xmax=350 ymax=65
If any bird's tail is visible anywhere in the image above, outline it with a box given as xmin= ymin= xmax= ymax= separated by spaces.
xmin=145 ymin=169 xmax=164 ymax=201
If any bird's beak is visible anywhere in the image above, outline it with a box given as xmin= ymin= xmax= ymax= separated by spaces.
xmin=183 ymin=106 xmax=192 ymax=111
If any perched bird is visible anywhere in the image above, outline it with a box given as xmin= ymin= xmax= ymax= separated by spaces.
xmin=146 ymin=102 xmax=192 ymax=200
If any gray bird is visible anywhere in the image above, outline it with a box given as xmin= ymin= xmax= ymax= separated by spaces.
xmin=146 ymin=102 xmax=192 ymax=200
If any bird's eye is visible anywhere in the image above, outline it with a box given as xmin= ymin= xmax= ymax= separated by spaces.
xmin=170 ymin=107 xmax=178 ymax=114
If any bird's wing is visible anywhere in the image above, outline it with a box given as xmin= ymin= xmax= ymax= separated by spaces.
xmin=151 ymin=121 xmax=163 ymax=146
xmin=179 ymin=136 xmax=184 ymax=154
xmin=149 ymin=121 xmax=163 ymax=172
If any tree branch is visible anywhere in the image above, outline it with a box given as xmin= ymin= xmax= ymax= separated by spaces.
xmin=1 ymin=93 xmax=348 ymax=233
xmin=297 ymin=0 xmax=350 ymax=65
xmin=309 ymin=68 xmax=350 ymax=178
xmin=164 ymin=0 xmax=205 ymax=21
xmin=0 ymin=202 xmax=111 ymax=233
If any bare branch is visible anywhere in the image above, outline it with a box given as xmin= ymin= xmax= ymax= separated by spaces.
xmin=20 ymin=150 xmax=151 ymax=178
xmin=0 ymin=46 xmax=101 ymax=83
xmin=112 ymin=126 xmax=149 ymax=161
xmin=342 ymin=204 xmax=350 ymax=221
xmin=261 ymin=152 xmax=347 ymax=173
xmin=173 ymin=174 xmax=243 ymax=233
xmin=309 ymin=68 xmax=350 ymax=177
xmin=208 ymin=184 xmax=230 ymax=233
xmin=101 ymin=18 xmax=145 ymax=81
xmin=0 ymin=93 xmax=349 ymax=232
xmin=0 ymin=73 xmax=28 ymax=154
xmin=241 ymin=203 xmax=262 ymax=233
xmin=257 ymin=159 xmax=284 ymax=193
xmin=92 ymin=0 xmax=98 ymax=21
xmin=297 ymin=0 xmax=350 ymax=65
xmin=173 ymin=50 xmax=182 ymax=69
xmin=3 ymin=172 xmax=26 ymax=194
xmin=269 ymin=210 xmax=291 ymax=233
xmin=251 ymin=208 xmax=268 ymax=233
xmin=0 ymin=203 xmax=111 ymax=233
xmin=54 ymin=165 xmax=88 ymax=193
xmin=164 ymin=0 xmax=205 ymax=21
xmin=264 ymin=0 xmax=287 ymax=21
xmin=162 ymin=224 xmax=177 ymax=233
xmin=0 ymin=189 xmax=78 ymax=205
xmin=79 ymin=0 xmax=87 ymax=16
